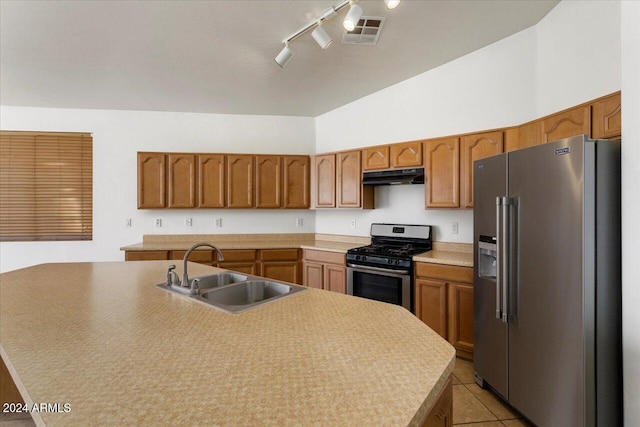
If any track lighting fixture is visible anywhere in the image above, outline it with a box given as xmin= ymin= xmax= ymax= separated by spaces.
xmin=385 ymin=0 xmax=401 ymax=9
xmin=311 ymin=24 xmax=333 ymax=50
xmin=343 ymin=2 xmax=363 ymax=32
xmin=274 ymin=43 xmax=293 ymax=68
xmin=275 ymin=0 xmax=400 ymax=67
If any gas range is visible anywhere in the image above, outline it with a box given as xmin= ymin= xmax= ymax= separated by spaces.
xmin=346 ymin=223 xmax=432 ymax=311
xmin=346 ymin=224 xmax=433 ymax=271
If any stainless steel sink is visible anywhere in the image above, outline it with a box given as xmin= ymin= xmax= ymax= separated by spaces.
xmin=191 ymin=272 xmax=248 ymax=290
xmin=198 ymin=280 xmax=306 ymax=313
xmin=157 ymin=271 xmax=306 ymax=313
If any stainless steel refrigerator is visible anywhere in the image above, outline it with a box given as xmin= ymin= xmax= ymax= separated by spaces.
xmin=473 ymin=135 xmax=622 ymax=426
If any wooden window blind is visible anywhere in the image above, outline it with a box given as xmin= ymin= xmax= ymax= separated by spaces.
xmin=0 ymin=131 xmax=93 ymax=241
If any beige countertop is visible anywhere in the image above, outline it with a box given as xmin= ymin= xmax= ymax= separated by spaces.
xmin=414 ymin=242 xmax=474 ymax=268
xmin=0 ymin=261 xmax=455 ymax=426
xmin=120 ymin=234 xmax=474 ymax=267
xmin=120 ymin=233 xmax=368 ymax=254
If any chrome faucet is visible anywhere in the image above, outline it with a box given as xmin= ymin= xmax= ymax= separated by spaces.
xmin=182 ymin=243 xmax=224 ymax=294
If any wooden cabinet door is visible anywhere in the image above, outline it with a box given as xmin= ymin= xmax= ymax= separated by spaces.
xmin=541 ymin=105 xmax=591 ymax=143
xmin=198 ymin=154 xmax=225 ymax=208
xmin=448 ymin=282 xmax=474 ymax=357
xmin=262 ymin=261 xmax=300 ymax=284
xmin=337 ymin=150 xmax=362 ymax=208
xmin=137 ymin=152 xmax=166 ymax=208
xmin=324 ymin=264 xmax=346 ymax=294
xmin=460 ymin=131 xmax=504 ymax=208
xmin=283 ymin=155 xmax=310 ymax=209
xmin=313 ymin=154 xmax=336 ymax=208
xmin=425 ymin=137 xmax=459 ymax=208
xmin=508 ymin=121 xmax=542 ymax=152
xmin=363 ymin=146 xmax=390 ymax=170
xmin=226 ymin=155 xmax=254 ymax=208
xmin=255 ymin=155 xmax=281 ymax=208
xmin=391 ymin=141 xmax=423 ymax=168
xmin=592 ymin=92 xmax=621 ymax=139
xmin=168 ymin=153 xmax=196 ymax=208
xmin=303 ymin=262 xmax=324 ymax=289
xmin=415 ymin=279 xmax=448 ymax=339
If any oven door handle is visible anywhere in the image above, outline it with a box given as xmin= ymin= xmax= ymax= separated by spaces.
xmin=346 ymin=263 xmax=410 ymax=275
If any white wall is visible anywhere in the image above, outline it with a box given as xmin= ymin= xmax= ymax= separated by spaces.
xmin=315 ymin=0 xmax=622 ymax=244
xmin=0 ymin=107 xmax=316 ymax=272
xmin=621 ymin=0 xmax=640 ymax=423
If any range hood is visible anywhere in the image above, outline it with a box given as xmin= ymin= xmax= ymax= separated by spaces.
xmin=362 ymin=168 xmax=425 ymax=186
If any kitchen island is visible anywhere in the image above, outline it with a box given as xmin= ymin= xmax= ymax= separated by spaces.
xmin=0 ymin=262 xmax=455 ymax=426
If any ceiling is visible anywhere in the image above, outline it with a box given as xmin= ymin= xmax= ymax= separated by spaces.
xmin=0 ymin=0 xmax=559 ymax=117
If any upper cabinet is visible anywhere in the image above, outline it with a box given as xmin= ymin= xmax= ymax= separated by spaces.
xmin=362 ymin=146 xmax=390 ymax=171
xmin=255 ymin=155 xmax=281 ymax=208
xmin=591 ymin=92 xmax=621 ymax=139
xmin=337 ymin=151 xmax=362 ymax=208
xmin=425 ymin=137 xmax=459 ymax=208
xmin=167 ymin=154 xmax=196 ymax=208
xmin=313 ymin=154 xmax=336 ymax=208
xmin=283 ymin=155 xmax=310 ymax=209
xmin=541 ymin=105 xmax=591 ymax=143
xmin=226 ymin=155 xmax=254 ymax=208
xmin=138 ymin=152 xmax=166 ymax=209
xmin=139 ymin=152 xmax=309 ymax=210
xmin=312 ymin=151 xmax=374 ymax=209
xmin=198 ymin=154 xmax=225 ymax=208
xmin=391 ymin=141 xmax=423 ymax=168
xmin=460 ymin=131 xmax=504 ymax=208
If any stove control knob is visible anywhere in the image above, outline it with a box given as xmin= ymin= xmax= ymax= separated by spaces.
xmin=395 ymin=259 xmax=401 ymax=265
xmin=362 ymin=256 xmax=367 ymax=261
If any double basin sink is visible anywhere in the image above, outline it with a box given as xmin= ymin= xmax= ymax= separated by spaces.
xmin=157 ymin=272 xmax=306 ymax=313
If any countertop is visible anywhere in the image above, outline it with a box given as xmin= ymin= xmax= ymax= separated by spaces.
xmin=120 ymin=233 xmax=474 ymax=267
xmin=0 ymin=262 xmax=455 ymax=426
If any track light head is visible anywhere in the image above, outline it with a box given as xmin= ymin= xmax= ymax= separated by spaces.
xmin=311 ymin=24 xmax=333 ymax=50
xmin=274 ymin=43 xmax=293 ymax=68
xmin=385 ymin=0 xmax=401 ymax=9
xmin=343 ymin=3 xmax=363 ymax=32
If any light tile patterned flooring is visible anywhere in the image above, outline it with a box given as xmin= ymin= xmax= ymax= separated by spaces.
xmin=453 ymin=357 xmax=533 ymax=426
xmin=1 ymin=357 xmax=531 ymax=426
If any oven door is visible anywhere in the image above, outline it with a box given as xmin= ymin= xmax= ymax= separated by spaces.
xmin=346 ymin=264 xmax=412 ymax=311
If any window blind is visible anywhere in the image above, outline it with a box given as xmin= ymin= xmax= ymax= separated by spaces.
xmin=0 ymin=131 xmax=93 ymax=241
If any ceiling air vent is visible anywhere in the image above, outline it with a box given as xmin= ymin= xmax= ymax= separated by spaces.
xmin=342 ymin=17 xmax=385 ymax=45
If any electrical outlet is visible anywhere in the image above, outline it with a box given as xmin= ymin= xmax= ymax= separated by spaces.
xmin=215 ymin=218 xmax=222 ymax=228
xmin=296 ymin=218 xmax=303 ymax=227
xmin=350 ymin=219 xmax=357 ymax=228
xmin=451 ymin=221 xmax=459 ymax=234
xmin=155 ymin=218 xmax=162 ymax=228
xmin=185 ymin=218 xmax=193 ymax=227
xmin=125 ymin=218 xmax=132 ymax=228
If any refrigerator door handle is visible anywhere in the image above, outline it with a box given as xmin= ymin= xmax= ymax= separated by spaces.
xmin=495 ymin=197 xmax=503 ymax=320
xmin=501 ymin=196 xmax=510 ymax=323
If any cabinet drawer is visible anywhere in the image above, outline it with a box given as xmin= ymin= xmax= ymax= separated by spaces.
xmin=303 ymin=249 xmax=345 ymax=265
xmin=125 ymin=251 xmax=169 ymax=261
xmin=220 ymin=249 xmax=257 ymax=262
xmin=260 ymin=249 xmax=299 ymax=261
xmin=415 ymin=263 xmax=473 ymax=284
xmin=170 ymin=250 xmax=214 ymax=263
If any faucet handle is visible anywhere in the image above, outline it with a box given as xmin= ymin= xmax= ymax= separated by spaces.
xmin=190 ymin=277 xmax=200 ymax=295
xmin=166 ymin=265 xmax=179 ymax=286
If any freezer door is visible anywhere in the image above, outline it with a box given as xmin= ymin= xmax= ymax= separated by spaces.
xmin=473 ymin=153 xmax=508 ymax=398
xmin=507 ymin=136 xmax=588 ymax=426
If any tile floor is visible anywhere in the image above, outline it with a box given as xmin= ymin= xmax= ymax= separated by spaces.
xmin=452 ymin=357 xmax=533 ymax=426
xmin=1 ymin=357 xmax=531 ymax=427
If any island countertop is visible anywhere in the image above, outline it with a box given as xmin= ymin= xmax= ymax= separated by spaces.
xmin=0 ymin=262 xmax=455 ymax=426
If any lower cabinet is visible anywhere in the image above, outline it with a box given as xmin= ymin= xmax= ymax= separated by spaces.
xmin=302 ymin=249 xmax=346 ymax=293
xmin=414 ymin=262 xmax=474 ymax=360
xmin=259 ymin=249 xmax=301 ymax=284
xmin=124 ymin=248 xmax=301 ymax=284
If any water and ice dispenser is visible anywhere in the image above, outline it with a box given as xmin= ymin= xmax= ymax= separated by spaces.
xmin=478 ymin=235 xmax=497 ymax=280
